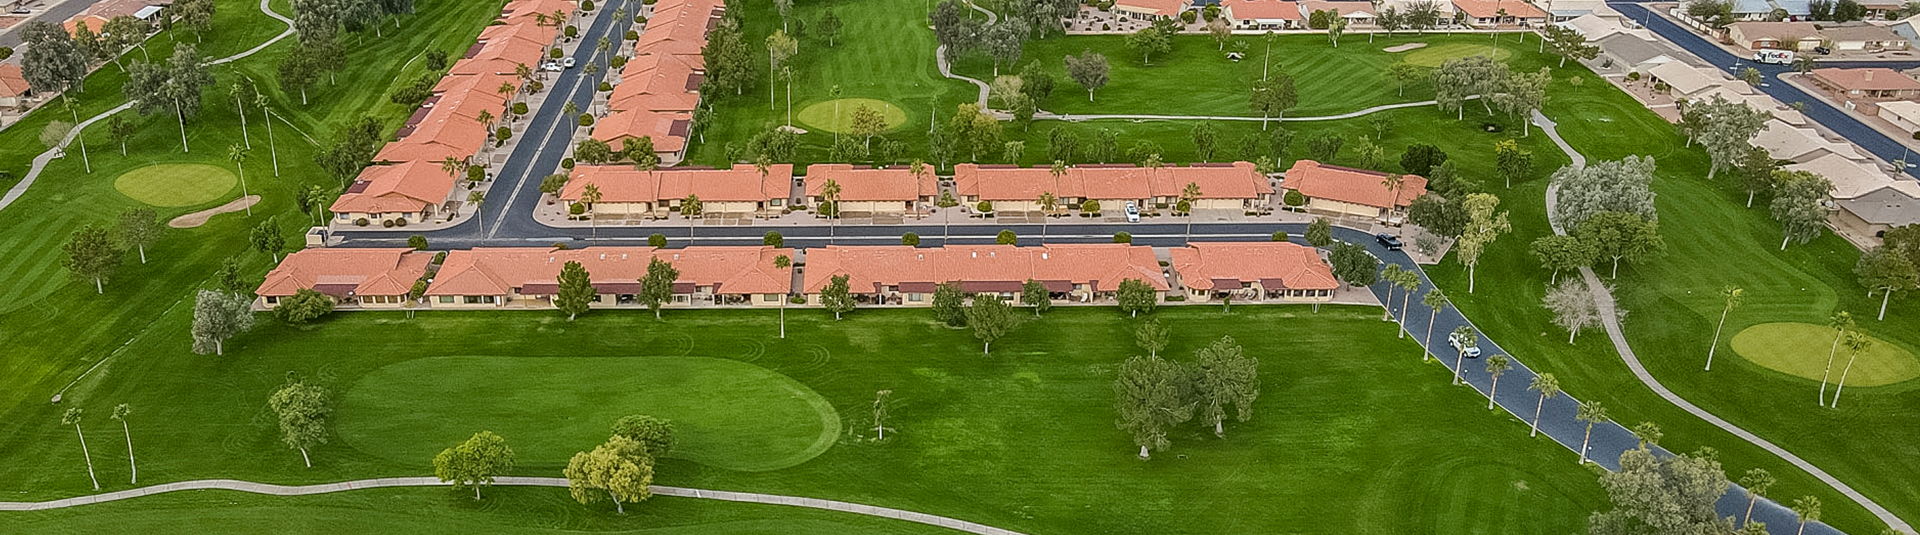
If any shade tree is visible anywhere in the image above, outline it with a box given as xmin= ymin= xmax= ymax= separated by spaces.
xmin=1576 ymin=211 xmax=1666 ymax=279
xmin=1191 ymin=335 xmax=1259 ymax=437
xmin=1549 ymin=156 xmax=1658 ymax=232
xmin=434 ymin=431 xmax=515 ymax=500
xmin=1455 ymin=193 xmax=1510 ymax=293
xmin=611 ymin=415 xmax=676 ymax=457
xmin=269 ymin=378 xmax=332 ymax=468
xmin=1588 ymin=447 xmax=1734 ymax=535
xmin=564 ymin=435 xmax=654 ymax=513
xmin=192 ymin=289 xmax=255 ymax=355
xmin=965 ymin=293 xmax=1020 ymax=353
xmin=63 ymin=224 xmax=123 ymax=294
xmin=1113 ymin=354 xmax=1194 ymax=459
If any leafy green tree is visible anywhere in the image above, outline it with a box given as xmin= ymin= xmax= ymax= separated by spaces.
xmin=215 ymin=257 xmax=250 ymax=296
xmin=822 ymin=274 xmax=856 ymax=320
xmin=965 ymin=294 xmax=1020 ymax=353
xmin=407 ymin=235 xmax=428 ymax=250
xmin=124 ymin=44 xmax=212 ymax=153
xmin=1576 ymin=400 xmax=1609 ymax=465
xmin=1529 ymin=235 xmax=1593 ymax=284
xmin=60 ymin=407 xmax=99 ymax=490
xmin=1305 ymin=217 xmax=1333 ymax=247
xmin=1400 ymin=144 xmax=1447 ymax=177
xmin=1456 ymin=193 xmax=1510 ymax=293
xmin=1770 ymin=170 xmax=1833 ymax=249
xmin=640 ymin=258 xmax=679 ymax=320
xmin=1192 ymin=335 xmax=1259 ymax=437
xmin=251 ymin=216 xmax=286 ymax=262
xmin=1117 ymin=278 xmax=1157 ymax=317
xmin=817 ymin=10 xmax=842 ymax=46
xmin=1409 ymin=194 xmax=1466 ymax=238
xmin=1483 ymin=354 xmax=1510 ymax=410
xmin=63 ymin=224 xmax=123 ymax=294
xmin=1329 ymin=241 xmax=1377 ymax=288
xmin=564 ymin=435 xmax=653 ymax=513
xmin=274 ymin=288 xmax=335 ymax=323
xmin=762 ymin=231 xmax=783 ymax=247
xmin=1135 ymin=318 xmax=1169 ymax=358
xmin=115 ymin=208 xmax=163 ymax=264
xmin=435 ymin=431 xmax=515 ymax=500
xmin=1493 ymin=139 xmax=1532 ymax=188
xmin=1528 ymin=373 xmax=1559 ymax=437
xmin=1856 ymin=246 xmax=1918 ymax=321
xmin=554 ymin=260 xmax=595 ymax=321
xmin=1545 ymin=278 xmax=1603 ymax=344
xmin=191 ymin=290 xmax=254 ymax=355
xmin=1737 ymin=147 xmax=1778 ymax=208
xmin=1588 ymin=447 xmax=1734 ymax=535
xmin=1693 ymin=96 xmax=1770 ymax=180
xmin=611 ymin=415 xmax=675 ymax=457
xmin=1576 ymin=211 xmax=1666 ymax=279
xmin=1021 ymin=279 xmax=1051 ymax=317
xmin=1386 ymin=62 xmax=1423 ymax=96
xmin=1305 ymin=132 xmax=1344 ymax=162
xmin=1543 ymin=23 xmax=1599 ymax=67
xmin=1739 ymin=468 xmax=1776 ymax=525
xmin=932 ymin=282 xmax=967 ymax=327
xmin=268 ymin=378 xmax=331 ymax=468
xmin=1248 ymin=73 xmax=1297 ymax=130
xmin=1113 ymin=354 xmax=1194 ymax=459
xmin=1124 ymin=27 xmax=1171 ymax=65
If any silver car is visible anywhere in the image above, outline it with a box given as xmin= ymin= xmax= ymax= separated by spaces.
xmin=1124 ymin=202 xmax=1140 ymax=223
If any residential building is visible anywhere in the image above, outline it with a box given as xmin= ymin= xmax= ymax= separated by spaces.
xmin=1280 ymin=159 xmax=1428 ymax=222
xmin=1113 ymin=0 xmax=1194 ymax=21
xmin=1786 ymin=152 xmax=1904 ymax=199
xmin=1807 ymin=68 xmax=1920 ymax=111
xmin=1725 ymin=21 xmax=1822 ymax=50
xmin=1834 ymin=183 xmax=1920 ymax=239
xmin=800 ymin=244 xmax=1169 ymax=306
xmin=1595 ymin=33 xmax=1678 ymax=73
xmin=0 ymin=64 xmax=32 ymax=110
xmin=62 ymin=0 xmax=163 ymax=35
xmin=425 ymin=246 xmax=795 ymax=308
xmin=1647 ymin=61 xmax=1753 ymax=102
xmin=1876 ymin=99 xmax=1920 ymax=134
xmin=1729 ymin=0 xmax=1810 ymax=21
xmin=802 ymin=164 xmax=940 ymax=218
xmin=560 ymin=163 xmax=792 ymax=219
xmin=255 ymin=248 xmax=435 ymax=309
xmin=1543 ymin=0 xmax=1624 ymax=22
xmin=1298 ymin=0 xmax=1375 ymax=26
xmin=1450 ymin=0 xmax=1548 ymax=28
xmin=1221 ymin=0 xmax=1304 ymax=29
xmin=330 ymin=160 xmax=460 ymax=226
xmin=1754 ymin=119 xmax=1870 ymax=163
xmin=953 ymin=162 xmax=1274 ymax=215
xmin=596 ymin=0 xmax=720 ymax=164
xmin=1820 ymin=22 xmax=1910 ymax=51
xmin=1562 ymin=13 xmax=1639 ymax=41
xmin=1167 ymin=242 xmax=1338 ymax=303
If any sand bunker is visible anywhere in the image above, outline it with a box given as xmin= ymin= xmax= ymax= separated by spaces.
xmin=169 ymin=195 xmax=261 ymax=228
xmin=1383 ymin=42 xmax=1428 ymax=53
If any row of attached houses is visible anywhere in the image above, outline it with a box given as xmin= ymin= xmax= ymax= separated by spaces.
xmin=1279 ymin=159 xmax=1429 ymax=222
xmin=591 ymin=0 xmax=724 ymax=165
xmin=256 ymin=242 xmax=1340 ymax=310
xmin=560 ymin=163 xmax=795 ymax=219
xmin=1725 ymin=21 xmax=1910 ymax=52
xmin=1201 ymin=0 xmax=1548 ymax=30
xmin=328 ymin=0 xmax=576 ymax=226
xmin=953 ymin=161 xmax=1275 ymax=213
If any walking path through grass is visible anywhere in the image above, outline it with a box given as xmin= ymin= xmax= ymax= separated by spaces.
xmin=1026 ymin=97 xmax=1462 ymax=123
xmin=0 ymin=477 xmax=1030 ymax=535
xmin=935 ymin=3 xmax=995 ymax=108
xmin=0 ymin=0 xmax=294 ymax=215
xmin=1532 ymin=110 xmax=1911 ymax=534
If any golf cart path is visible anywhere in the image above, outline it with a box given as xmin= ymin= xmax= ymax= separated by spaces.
xmin=1531 ymin=110 xmax=1908 ymax=534
xmin=0 ymin=477 xmax=1030 ymax=535
xmin=0 ymin=0 xmax=294 ymax=215
xmin=934 ymin=2 xmax=996 ymax=109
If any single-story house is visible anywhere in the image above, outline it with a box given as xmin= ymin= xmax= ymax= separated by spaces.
xmin=1754 ymin=119 xmax=1870 ymax=163
xmin=1835 ymin=182 xmax=1920 ymax=239
xmin=1221 ymin=0 xmax=1305 ymax=29
xmin=1786 ymin=152 xmax=1902 ymax=200
xmin=0 ymin=64 xmax=33 ymax=110
xmin=560 ymin=164 xmax=793 ymax=219
xmin=1297 ymin=1 xmax=1375 ymax=26
xmin=1596 ymin=33 xmax=1678 ymax=73
xmin=802 ymin=164 xmax=940 ymax=218
xmin=1876 ymin=99 xmax=1920 ymax=134
xmin=1807 ymin=68 xmax=1920 ymax=108
xmin=1726 ymin=21 xmax=1823 ymax=50
xmin=425 ymin=246 xmax=794 ymax=308
xmin=1730 ymin=0 xmax=1810 ymax=21
xmin=1820 ymin=22 xmax=1910 ymax=51
xmin=800 ymin=244 xmax=1170 ymax=306
xmin=255 ymin=248 xmax=435 ymax=309
xmin=1544 ymin=0 xmax=1623 ymax=22
xmin=954 ymin=162 xmax=1273 ymax=215
xmin=1648 ymin=61 xmax=1742 ymax=102
xmin=1168 ymin=242 xmax=1338 ymax=303
xmin=1280 ymin=159 xmax=1428 ymax=222
xmin=501 ymin=0 xmax=580 ymax=26
xmin=330 ymin=160 xmax=459 ymax=226
xmin=1113 ymin=0 xmax=1194 ymax=21
xmin=1450 ymin=0 xmax=1548 ymax=28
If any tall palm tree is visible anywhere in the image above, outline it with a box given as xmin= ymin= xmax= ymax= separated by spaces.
xmin=1449 ymin=325 xmax=1476 ymax=385
xmin=468 ymin=190 xmax=486 ymax=231
xmin=1484 ymin=354 xmax=1510 ymax=410
xmin=910 ymin=159 xmax=929 ymax=219
xmin=1705 ymin=285 xmax=1743 ymax=371
xmin=774 ymin=255 xmax=792 ymax=338
xmin=562 ymin=100 xmax=578 ymax=118
xmin=821 ymin=179 xmax=841 ymax=245
xmin=1791 ymin=496 xmax=1821 ymax=535
xmin=581 ymin=182 xmax=602 ymax=240
xmin=1037 ymin=191 xmax=1058 ymax=243
xmin=62 ymin=408 xmax=99 ymax=490
xmin=1575 ymin=400 xmax=1609 ymax=465
xmin=232 ymin=81 xmax=251 ymax=148
xmin=1381 ymin=173 xmax=1406 ymax=223
xmin=1739 ymin=468 xmax=1775 ymax=526
xmin=1818 ymin=310 xmax=1854 ymax=406
xmin=1630 ymin=421 xmax=1661 ymax=450
xmin=683 ymin=194 xmax=703 ymax=245
xmin=1182 ymin=182 xmax=1202 ymax=243
xmin=1394 ymin=270 xmax=1420 ymax=338
xmin=256 ymin=94 xmax=280 ymax=176
xmin=1528 ymin=373 xmax=1559 ymax=437
xmin=781 ymin=66 xmax=794 ymax=127
xmin=440 ymin=156 xmax=467 ymax=181
xmin=1422 ymin=288 xmax=1449 ymax=362
xmin=828 ymin=85 xmax=843 ymax=144
xmin=1829 ymin=331 xmax=1873 ymax=409
xmin=1381 ymin=264 xmax=1405 ymax=321
xmin=228 ymin=144 xmax=253 ymax=216
xmin=111 ymin=404 xmax=135 ymax=484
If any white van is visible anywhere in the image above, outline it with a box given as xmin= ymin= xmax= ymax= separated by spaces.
xmin=1753 ymin=49 xmax=1795 ymax=65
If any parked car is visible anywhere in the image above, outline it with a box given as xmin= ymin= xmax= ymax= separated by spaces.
xmin=541 ymin=62 xmax=563 ymax=72
xmin=1814 ymin=46 xmax=1832 ymax=55
xmin=1448 ymin=331 xmax=1483 ymax=358
xmin=1375 ymin=233 xmax=1403 ymax=251
xmin=563 ymin=57 xmax=577 ymax=68
xmin=1124 ymin=201 xmax=1140 ymax=223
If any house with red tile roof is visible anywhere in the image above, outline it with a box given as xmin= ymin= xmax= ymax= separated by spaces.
xmin=590 ymin=0 xmax=720 ymax=164
xmin=1221 ymin=0 xmax=1304 ymax=29
xmin=954 ymin=162 xmax=1273 ymax=215
xmin=1280 ymin=160 xmax=1427 ymax=222
xmin=330 ymin=161 xmax=460 ymax=226
xmin=802 ymin=164 xmax=939 ymax=218
xmin=1114 ymin=0 xmax=1194 ymax=21
xmin=800 ymin=244 xmax=1168 ymax=306
xmin=559 ymin=164 xmax=793 ymax=219
xmin=255 ymin=248 xmax=435 ymax=309
xmin=1168 ymin=242 xmax=1337 ymax=303
xmin=1297 ymin=1 xmax=1375 ymax=26
xmin=0 ymin=64 xmax=33 ymax=110
xmin=1807 ymin=68 xmax=1920 ymax=112
xmin=424 ymin=246 xmax=793 ymax=308
xmin=1451 ymin=0 xmax=1548 ymax=28
xmin=501 ymin=0 xmax=579 ymax=26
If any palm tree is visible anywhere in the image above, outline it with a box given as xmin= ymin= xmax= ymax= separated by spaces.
xmin=1818 ymin=310 xmax=1854 ymax=406
xmin=477 ymin=109 xmax=495 ymax=131
xmin=1381 ymin=173 xmax=1406 ymax=223
xmin=774 ymin=255 xmax=792 ymax=338
xmin=1037 ymin=191 xmax=1058 ymax=243
xmin=1575 ymin=400 xmax=1609 ymax=465
xmin=1182 ymin=182 xmax=1202 ymax=243
xmin=232 ymin=81 xmax=251 ymax=149
xmin=1528 ymin=373 xmax=1559 ymax=437
xmin=821 ymin=179 xmax=841 ymax=245
xmin=1381 ymin=264 xmax=1405 ymax=321
xmin=581 ymin=182 xmax=602 ymax=240
xmin=1791 ymin=496 xmax=1821 ymax=535
xmin=1394 ymin=270 xmax=1420 ymax=338
xmin=468 ymin=190 xmax=487 ymax=231
xmin=257 ymin=94 xmax=280 ymax=176
xmin=440 ymin=156 xmax=467 ymax=181
xmin=228 ymin=144 xmax=253 ymax=216
xmin=1449 ymin=325 xmax=1476 ymax=385
xmin=62 ymin=408 xmax=99 ymax=490
xmin=1705 ymin=285 xmax=1743 ymax=371
xmin=1630 ymin=421 xmax=1661 ymax=450
xmin=1829 ymin=330 xmax=1873 ymax=409
xmin=1484 ymin=354 xmax=1510 ymax=410
xmin=1422 ymin=288 xmax=1449 ymax=362
xmin=781 ymin=66 xmax=794 ymax=127
xmin=910 ymin=159 xmax=930 ymax=219
xmin=562 ymin=100 xmax=578 ymax=118
xmin=682 ymin=194 xmax=703 ymax=245
xmin=1740 ymin=468 xmax=1775 ymax=526
xmin=111 ymin=404 xmax=135 ymax=484
xmin=828 ymin=85 xmax=843 ymax=144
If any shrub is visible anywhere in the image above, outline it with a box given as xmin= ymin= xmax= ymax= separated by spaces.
xmin=789 ymin=294 xmax=807 ymax=304
xmin=636 ymin=14 xmax=648 ymax=23
xmin=598 ymin=81 xmax=612 ymax=92
xmin=410 ymin=279 xmax=429 ymax=300
xmin=1626 ymin=71 xmax=1642 ymax=81
xmin=513 ymin=102 xmax=528 ymax=115
xmin=902 ymin=232 xmax=920 ymax=246
xmin=1284 ymin=190 xmax=1305 ymax=207
xmin=1101 ymin=22 xmax=1111 ymax=30
xmin=997 ymin=230 xmax=1018 ymax=244
xmin=1113 ymin=231 xmax=1132 ymax=243
xmin=626 ymin=30 xmax=639 ymax=40
xmin=1272 ymin=231 xmax=1289 ymax=242
xmin=1175 ymin=200 xmax=1191 ymax=214
xmin=433 ymin=251 xmax=448 ymax=264
xmin=408 ymin=235 xmax=428 ymax=250
xmin=561 ymin=158 xmax=576 ymax=169
xmin=274 ymin=289 xmax=334 ymax=323
xmin=566 ymin=25 xmax=580 ymax=39
xmin=496 ymin=127 xmax=513 ymax=141
xmin=1203 ymin=4 xmax=1220 ymax=20
xmin=394 ymin=218 xmax=409 ymax=227
xmin=1180 ymin=10 xmax=1197 ymax=23
xmin=468 ymin=165 xmax=486 ymax=182
xmin=763 ymin=231 xmax=783 ymax=246
xmin=936 ymin=191 xmax=959 ymax=208
xmin=581 ymin=0 xmax=594 ymax=10
xmin=528 ymin=80 xmax=544 ymax=93
xmin=579 ymin=114 xmax=595 ymax=126
xmin=975 ymin=200 xmax=994 ymax=213
xmin=382 ymin=219 xmax=397 ymax=228
xmin=552 ymin=242 xmax=572 ymax=250
xmin=552 ymin=48 xmax=565 ymax=59
xmin=355 ymin=218 xmax=370 ymax=227
xmin=648 ymin=233 xmax=667 ymax=247
xmin=610 ymin=56 xmax=627 ymax=68
xmin=644 ymin=0 xmax=657 ymax=4
xmin=569 ymin=202 xmax=586 ymax=215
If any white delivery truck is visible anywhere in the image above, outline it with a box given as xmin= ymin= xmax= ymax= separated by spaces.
xmin=1753 ymin=49 xmax=1796 ymax=65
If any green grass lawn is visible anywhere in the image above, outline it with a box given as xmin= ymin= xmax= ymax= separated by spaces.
xmin=1730 ymin=323 xmax=1920 ymax=387
xmin=0 ymin=306 xmax=1605 ymax=534
xmin=112 ymin=163 xmax=239 ymax=207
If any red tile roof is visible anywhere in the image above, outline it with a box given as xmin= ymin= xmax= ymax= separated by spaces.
xmin=0 ymin=64 xmax=30 ymax=98
xmin=257 ymin=248 xmax=434 ymax=298
xmin=1450 ymin=0 xmax=1548 ymax=18
xmin=609 ymin=53 xmax=703 ymax=113
xmin=954 ymin=162 xmax=1273 ymax=201
xmin=561 ymin=164 xmax=792 ymax=204
xmin=1222 ymin=0 xmax=1305 ymax=20
xmin=1169 ymin=242 xmax=1337 ymax=291
xmin=1810 ymin=68 xmax=1920 ymax=92
xmin=803 ymin=164 xmax=939 ymax=202
xmin=591 ymin=110 xmax=692 ymax=152
xmin=500 ymin=0 xmax=578 ymax=25
xmin=801 ymin=244 xmax=1169 ymax=294
xmin=1114 ymin=0 xmax=1194 ymax=15
xmin=1281 ymin=159 xmax=1427 ymax=209
xmin=330 ymin=161 xmax=458 ymax=214
xmin=426 ymin=246 xmax=792 ymax=296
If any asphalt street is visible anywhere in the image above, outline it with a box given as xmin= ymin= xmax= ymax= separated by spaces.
xmin=0 ymin=0 xmax=102 ymax=48
xmin=1611 ymin=1 xmax=1920 ymax=180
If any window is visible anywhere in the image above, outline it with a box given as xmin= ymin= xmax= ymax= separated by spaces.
xmin=464 ymin=295 xmax=496 ymax=304
xmin=438 ymin=296 xmax=454 ymax=303
xmin=770 ymin=199 xmax=783 ymax=206
xmin=907 ymin=293 xmax=924 ymax=302
xmin=762 ymin=293 xmax=778 ymax=302
xmin=265 ymin=296 xmax=279 ymax=304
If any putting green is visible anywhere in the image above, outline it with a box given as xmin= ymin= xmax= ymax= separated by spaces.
xmin=339 ymin=356 xmax=840 ymax=472
xmin=797 ymin=98 xmax=907 ymax=134
xmin=1400 ymin=43 xmax=1514 ymax=67
xmin=1730 ymin=323 xmax=1920 ymax=387
xmin=112 ymin=164 xmax=237 ymax=207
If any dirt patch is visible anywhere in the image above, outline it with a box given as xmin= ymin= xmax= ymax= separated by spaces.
xmin=169 ymin=195 xmax=261 ymax=228
xmin=1383 ymin=42 xmax=1428 ymax=53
